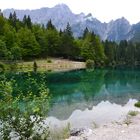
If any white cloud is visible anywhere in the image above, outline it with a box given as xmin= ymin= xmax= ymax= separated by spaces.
xmin=0 ymin=0 xmax=140 ymax=24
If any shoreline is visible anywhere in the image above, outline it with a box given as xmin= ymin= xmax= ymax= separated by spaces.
xmin=67 ymin=113 xmax=140 ymax=140
xmin=45 ymin=99 xmax=140 ymax=140
xmin=16 ymin=58 xmax=86 ymax=72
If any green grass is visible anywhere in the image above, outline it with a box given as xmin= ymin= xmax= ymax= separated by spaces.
xmin=16 ymin=58 xmax=85 ymax=72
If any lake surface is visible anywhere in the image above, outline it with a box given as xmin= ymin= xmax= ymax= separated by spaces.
xmin=6 ymin=68 xmax=140 ymax=126
xmin=46 ymin=68 xmax=140 ymax=120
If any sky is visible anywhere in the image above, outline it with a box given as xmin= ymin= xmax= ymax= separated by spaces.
xmin=0 ymin=0 xmax=140 ymax=24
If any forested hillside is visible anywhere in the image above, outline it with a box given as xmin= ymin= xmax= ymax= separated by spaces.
xmin=0 ymin=11 xmax=140 ymax=67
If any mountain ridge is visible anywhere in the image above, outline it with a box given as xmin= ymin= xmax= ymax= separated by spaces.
xmin=3 ymin=4 xmax=139 ymax=42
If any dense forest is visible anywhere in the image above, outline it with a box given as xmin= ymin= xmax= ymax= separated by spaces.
xmin=0 ymin=11 xmax=140 ymax=67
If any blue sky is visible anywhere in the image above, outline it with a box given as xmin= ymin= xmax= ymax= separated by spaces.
xmin=0 ymin=0 xmax=140 ymax=24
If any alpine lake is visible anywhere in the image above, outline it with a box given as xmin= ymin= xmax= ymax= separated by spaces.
xmin=6 ymin=68 xmax=140 ymax=128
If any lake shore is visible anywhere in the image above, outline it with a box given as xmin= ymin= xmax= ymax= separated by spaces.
xmin=16 ymin=58 xmax=86 ymax=72
xmin=67 ymin=113 xmax=140 ymax=140
xmin=45 ymin=99 xmax=140 ymax=140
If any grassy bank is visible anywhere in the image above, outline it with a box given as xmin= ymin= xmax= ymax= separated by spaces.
xmin=16 ymin=58 xmax=85 ymax=72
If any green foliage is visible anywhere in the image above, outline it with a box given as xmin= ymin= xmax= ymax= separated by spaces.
xmin=49 ymin=123 xmax=71 ymax=140
xmin=86 ymin=59 xmax=95 ymax=69
xmin=0 ymin=75 xmax=50 ymax=139
xmin=128 ymin=111 xmax=139 ymax=116
xmin=33 ymin=61 xmax=38 ymax=72
xmin=47 ymin=59 xmax=52 ymax=63
xmin=18 ymin=27 xmax=41 ymax=58
xmin=59 ymin=23 xmax=76 ymax=58
xmin=33 ymin=25 xmax=48 ymax=57
xmin=46 ymin=19 xmax=56 ymax=30
xmin=81 ymin=32 xmax=105 ymax=65
xmin=23 ymin=15 xmax=32 ymax=29
xmin=0 ymin=10 xmax=140 ymax=67
xmin=0 ymin=14 xmax=6 ymax=35
xmin=0 ymin=39 xmax=8 ymax=60
xmin=46 ymin=28 xmax=61 ymax=56
xmin=0 ymin=62 xmax=6 ymax=73
xmin=134 ymin=101 xmax=140 ymax=108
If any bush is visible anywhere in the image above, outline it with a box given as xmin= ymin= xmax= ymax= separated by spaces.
xmin=134 ymin=101 xmax=140 ymax=108
xmin=0 ymin=76 xmax=50 ymax=139
xmin=33 ymin=61 xmax=38 ymax=72
xmin=86 ymin=59 xmax=95 ymax=69
xmin=9 ymin=63 xmax=17 ymax=71
xmin=47 ymin=59 xmax=52 ymax=63
xmin=128 ymin=111 xmax=139 ymax=116
xmin=0 ymin=62 xmax=6 ymax=73
xmin=49 ymin=123 xmax=71 ymax=140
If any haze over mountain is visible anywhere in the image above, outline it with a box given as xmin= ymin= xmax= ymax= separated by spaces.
xmin=3 ymin=4 xmax=140 ymax=42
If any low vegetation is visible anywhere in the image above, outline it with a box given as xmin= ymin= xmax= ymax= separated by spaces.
xmin=86 ymin=59 xmax=95 ymax=69
xmin=134 ymin=101 xmax=140 ymax=108
xmin=0 ymin=62 xmax=6 ymax=73
xmin=0 ymin=74 xmax=50 ymax=139
xmin=49 ymin=123 xmax=71 ymax=140
xmin=128 ymin=110 xmax=139 ymax=116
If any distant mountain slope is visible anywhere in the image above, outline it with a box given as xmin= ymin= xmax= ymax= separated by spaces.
xmin=127 ymin=23 xmax=140 ymax=42
xmin=3 ymin=4 xmax=139 ymax=42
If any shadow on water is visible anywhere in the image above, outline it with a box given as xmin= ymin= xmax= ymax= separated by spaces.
xmin=5 ymin=68 xmax=140 ymax=119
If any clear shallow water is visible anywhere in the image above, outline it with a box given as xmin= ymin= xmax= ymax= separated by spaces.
xmin=46 ymin=68 xmax=140 ymax=120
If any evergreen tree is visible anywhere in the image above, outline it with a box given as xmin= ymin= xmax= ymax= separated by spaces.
xmin=46 ymin=19 xmax=56 ymax=30
xmin=82 ymin=27 xmax=89 ymax=39
xmin=64 ymin=22 xmax=73 ymax=38
xmin=27 ymin=15 xmax=32 ymax=29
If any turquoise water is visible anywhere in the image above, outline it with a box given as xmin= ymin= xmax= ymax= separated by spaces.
xmin=6 ymin=68 xmax=140 ymax=120
xmin=46 ymin=68 xmax=140 ymax=119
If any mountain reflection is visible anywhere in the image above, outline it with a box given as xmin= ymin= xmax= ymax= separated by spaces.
xmin=6 ymin=68 xmax=140 ymax=120
xmin=47 ymin=69 xmax=140 ymax=119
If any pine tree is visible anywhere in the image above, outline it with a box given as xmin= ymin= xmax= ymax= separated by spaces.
xmin=23 ymin=15 xmax=27 ymax=25
xmin=82 ymin=27 xmax=89 ymax=39
xmin=27 ymin=15 xmax=32 ymax=29
xmin=46 ymin=19 xmax=55 ymax=30
xmin=64 ymin=22 xmax=73 ymax=37
xmin=12 ymin=11 xmax=17 ymax=29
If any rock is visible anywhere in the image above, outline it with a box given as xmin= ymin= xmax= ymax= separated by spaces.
xmin=70 ymin=128 xmax=85 ymax=136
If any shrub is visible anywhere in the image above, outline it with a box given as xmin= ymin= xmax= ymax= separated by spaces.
xmin=47 ymin=59 xmax=52 ymax=63
xmin=49 ymin=123 xmax=71 ymax=140
xmin=9 ymin=62 xmax=17 ymax=71
xmin=0 ymin=62 xmax=6 ymax=73
xmin=0 ymin=76 xmax=50 ymax=139
xmin=33 ymin=61 xmax=38 ymax=72
xmin=134 ymin=101 xmax=140 ymax=108
xmin=128 ymin=111 xmax=139 ymax=116
xmin=86 ymin=59 xmax=94 ymax=69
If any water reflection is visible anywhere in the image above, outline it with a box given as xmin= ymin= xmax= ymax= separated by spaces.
xmin=47 ymin=69 xmax=140 ymax=119
xmin=6 ymin=68 xmax=140 ymax=120
xmin=46 ymin=99 xmax=140 ymax=129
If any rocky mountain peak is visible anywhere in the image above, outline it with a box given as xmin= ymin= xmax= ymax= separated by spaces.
xmin=2 ymin=4 xmax=139 ymax=42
